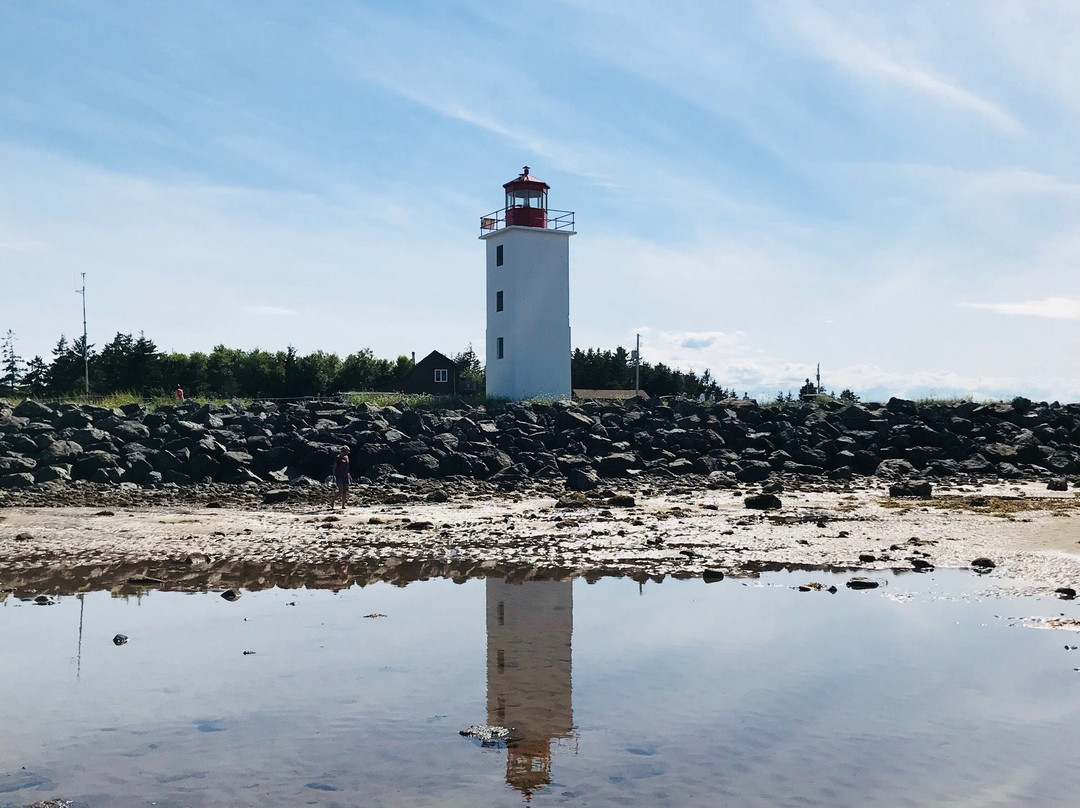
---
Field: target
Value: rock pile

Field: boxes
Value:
[0,395,1077,493]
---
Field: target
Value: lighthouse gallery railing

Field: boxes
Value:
[479,208,575,236]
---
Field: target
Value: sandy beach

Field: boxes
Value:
[4,478,1080,598]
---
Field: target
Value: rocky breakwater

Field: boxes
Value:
[0,395,1077,499]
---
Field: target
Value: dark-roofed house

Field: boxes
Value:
[398,350,461,395]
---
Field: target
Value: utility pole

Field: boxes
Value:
[76,272,88,395]
[816,363,821,395]
[633,333,641,397]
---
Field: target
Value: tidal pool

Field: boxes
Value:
[4,567,1080,807]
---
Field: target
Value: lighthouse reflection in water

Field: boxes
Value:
[486,576,575,798]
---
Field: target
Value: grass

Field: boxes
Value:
[3,390,523,414]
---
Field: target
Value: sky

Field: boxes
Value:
[2,1,1080,402]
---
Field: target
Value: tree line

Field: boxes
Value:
[571,347,734,399]
[1,330,731,400]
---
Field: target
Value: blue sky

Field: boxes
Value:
[2,1,1080,401]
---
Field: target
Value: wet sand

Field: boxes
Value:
[3,479,1080,596]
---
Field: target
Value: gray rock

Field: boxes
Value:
[0,472,36,488]
[459,724,518,746]
[846,577,880,590]
[0,455,36,475]
[735,461,772,483]
[744,493,782,510]
[13,399,55,420]
[34,465,71,483]
[38,439,83,463]
[889,480,932,498]
[566,466,600,491]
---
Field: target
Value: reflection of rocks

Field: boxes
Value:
[0,558,583,601]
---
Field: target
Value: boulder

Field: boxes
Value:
[597,452,637,477]
[404,453,441,478]
[35,465,71,483]
[846,577,880,590]
[72,450,120,480]
[566,467,600,491]
[744,493,782,510]
[889,480,932,498]
[38,439,83,463]
[13,399,55,420]
[875,458,918,479]
[735,461,772,483]
[555,408,594,432]
[666,458,697,475]
[0,455,36,475]
[0,472,35,488]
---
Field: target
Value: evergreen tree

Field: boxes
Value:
[1,330,22,394]
[23,356,48,397]
[47,334,96,395]
[453,344,485,393]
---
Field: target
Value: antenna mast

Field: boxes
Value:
[76,273,89,395]
[633,333,641,397]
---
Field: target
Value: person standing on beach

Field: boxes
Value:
[333,446,351,509]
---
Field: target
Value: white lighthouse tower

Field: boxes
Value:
[480,166,575,400]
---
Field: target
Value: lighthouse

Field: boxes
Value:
[480,166,575,400]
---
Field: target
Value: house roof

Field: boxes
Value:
[572,389,649,401]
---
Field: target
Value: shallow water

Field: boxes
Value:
[4,568,1080,807]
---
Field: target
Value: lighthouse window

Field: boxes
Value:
[496,244,503,266]
[434,369,448,383]
[496,290,503,312]
[497,337,504,359]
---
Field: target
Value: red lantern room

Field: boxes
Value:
[503,165,549,228]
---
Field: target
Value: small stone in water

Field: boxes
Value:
[847,577,880,590]
[460,724,517,746]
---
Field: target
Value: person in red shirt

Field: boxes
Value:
[332,446,351,509]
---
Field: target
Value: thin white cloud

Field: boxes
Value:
[965,297,1080,320]
[767,0,1022,133]
[254,305,297,316]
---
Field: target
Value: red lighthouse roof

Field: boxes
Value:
[480,166,574,235]
[503,165,550,191]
